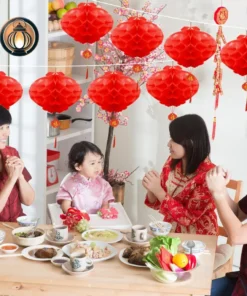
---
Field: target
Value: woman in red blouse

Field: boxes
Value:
[143,114,218,235]
[207,166,247,296]
[0,106,35,222]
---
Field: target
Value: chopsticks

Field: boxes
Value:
[148,215,165,232]
[1,223,15,230]
[0,253,22,258]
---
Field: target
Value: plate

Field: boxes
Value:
[22,244,63,261]
[124,233,153,246]
[62,241,117,263]
[182,240,206,254]
[62,261,94,276]
[45,233,75,245]
[82,229,123,244]
[119,248,148,268]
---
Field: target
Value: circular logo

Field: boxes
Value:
[0,17,39,56]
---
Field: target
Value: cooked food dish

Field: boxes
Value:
[15,231,43,238]
[123,247,150,266]
[70,242,111,259]
[84,230,118,242]
[35,248,57,258]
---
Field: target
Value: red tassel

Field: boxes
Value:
[189,97,192,103]
[212,117,216,140]
[113,135,116,148]
[54,137,57,148]
[86,67,89,79]
[245,98,247,111]
[215,93,219,110]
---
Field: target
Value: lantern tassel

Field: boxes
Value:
[215,93,219,110]
[86,67,89,79]
[113,135,116,148]
[212,117,216,140]
[54,137,57,149]
[245,97,247,111]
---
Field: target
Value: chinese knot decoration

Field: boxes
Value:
[29,72,82,113]
[60,208,90,231]
[0,72,23,109]
[164,27,217,68]
[146,66,199,119]
[61,2,113,61]
[88,71,140,112]
[221,35,247,111]
[211,6,228,140]
[111,17,164,57]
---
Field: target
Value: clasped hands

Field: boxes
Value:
[142,170,166,201]
[5,156,24,181]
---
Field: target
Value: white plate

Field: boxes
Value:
[119,248,148,268]
[45,233,75,245]
[22,245,63,262]
[82,229,123,244]
[89,202,132,230]
[62,241,117,262]
[182,240,206,254]
[124,233,153,246]
[62,261,94,276]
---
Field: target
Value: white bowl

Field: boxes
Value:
[149,221,172,236]
[0,230,6,244]
[0,243,19,254]
[17,216,39,227]
[12,226,45,247]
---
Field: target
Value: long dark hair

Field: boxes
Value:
[169,114,210,175]
[68,141,103,172]
[0,106,12,126]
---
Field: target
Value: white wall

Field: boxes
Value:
[95,0,247,268]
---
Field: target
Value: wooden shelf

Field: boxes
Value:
[48,30,67,38]
[47,127,92,145]
[46,170,68,195]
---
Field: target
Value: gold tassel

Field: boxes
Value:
[113,135,116,148]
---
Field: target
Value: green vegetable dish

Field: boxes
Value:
[84,230,118,242]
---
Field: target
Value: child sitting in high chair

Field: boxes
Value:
[56,141,115,214]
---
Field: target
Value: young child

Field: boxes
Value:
[56,141,115,214]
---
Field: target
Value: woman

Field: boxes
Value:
[142,114,218,235]
[207,166,247,296]
[0,106,35,222]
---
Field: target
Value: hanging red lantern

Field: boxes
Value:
[164,27,217,68]
[146,66,199,118]
[220,35,247,76]
[0,72,23,109]
[61,3,113,44]
[88,71,140,112]
[29,72,82,113]
[111,17,164,58]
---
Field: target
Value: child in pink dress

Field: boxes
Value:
[56,141,114,214]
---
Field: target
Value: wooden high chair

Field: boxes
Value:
[212,179,242,279]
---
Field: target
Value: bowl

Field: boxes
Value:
[0,243,19,254]
[149,221,172,236]
[17,216,39,227]
[146,262,199,284]
[12,226,45,247]
[51,257,70,267]
[0,230,6,244]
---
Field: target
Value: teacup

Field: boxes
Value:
[47,225,68,241]
[70,254,93,272]
[131,225,147,242]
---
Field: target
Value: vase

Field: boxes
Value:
[112,183,125,205]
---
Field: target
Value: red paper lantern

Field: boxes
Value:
[164,27,217,68]
[0,72,23,109]
[61,3,113,44]
[146,66,199,107]
[29,72,82,113]
[220,35,247,76]
[88,71,140,112]
[111,17,164,57]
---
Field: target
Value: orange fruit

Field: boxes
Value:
[172,253,188,268]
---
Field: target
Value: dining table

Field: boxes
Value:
[0,223,217,296]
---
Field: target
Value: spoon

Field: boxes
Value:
[27,218,40,237]
[186,240,195,254]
